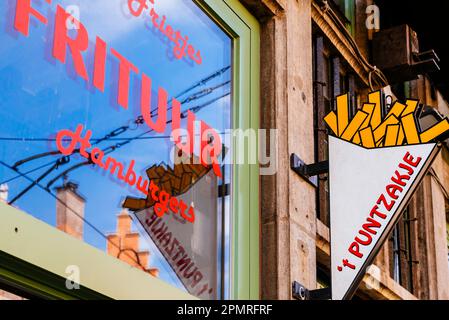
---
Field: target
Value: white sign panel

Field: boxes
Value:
[329,136,439,300]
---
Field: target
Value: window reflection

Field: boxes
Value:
[0,0,232,299]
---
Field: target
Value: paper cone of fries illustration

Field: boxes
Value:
[326,91,449,300]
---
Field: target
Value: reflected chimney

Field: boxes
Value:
[55,181,85,240]
[107,209,159,277]
[0,184,8,203]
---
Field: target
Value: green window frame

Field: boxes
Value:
[344,0,355,35]
[334,0,355,34]
[0,0,260,300]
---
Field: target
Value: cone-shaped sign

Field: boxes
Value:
[329,136,440,300]
[323,90,449,299]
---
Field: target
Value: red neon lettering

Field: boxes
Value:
[124,160,137,185]
[179,200,188,220]
[140,73,168,133]
[171,98,182,144]
[104,157,125,180]
[127,0,148,17]
[53,5,89,81]
[154,190,170,217]
[149,180,159,202]
[111,48,139,109]
[93,36,107,92]
[90,147,105,168]
[136,176,149,195]
[183,111,196,155]
[16,2,222,180]
[55,124,91,156]
[200,121,222,178]
[14,0,50,36]
[182,206,195,224]
[169,197,179,214]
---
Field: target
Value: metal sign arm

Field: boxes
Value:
[290,153,329,187]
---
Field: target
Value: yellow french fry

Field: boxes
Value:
[368,91,382,129]
[402,99,419,116]
[336,94,349,136]
[376,139,384,148]
[397,125,405,146]
[386,101,406,119]
[360,127,375,148]
[373,115,399,143]
[323,91,449,149]
[401,113,421,144]
[360,103,375,129]
[341,111,369,141]
[324,111,338,136]
[385,124,400,147]
[420,119,449,143]
[352,132,361,144]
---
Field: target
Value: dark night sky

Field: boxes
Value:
[376,0,449,100]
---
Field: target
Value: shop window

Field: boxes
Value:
[0,0,259,300]
[332,0,355,34]
[313,35,357,226]
[316,263,331,289]
[388,207,417,293]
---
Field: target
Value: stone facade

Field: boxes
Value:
[241,0,449,299]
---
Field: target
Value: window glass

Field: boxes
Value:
[333,0,355,33]
[389,207,415,293]
[0,0,232,300]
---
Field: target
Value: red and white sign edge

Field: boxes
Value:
[329,136,440,300]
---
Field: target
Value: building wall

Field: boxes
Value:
[242,0,449,299]
[242,0,317,300]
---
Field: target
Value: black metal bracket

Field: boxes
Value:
[290,153,329,188]
[292,281,331,300]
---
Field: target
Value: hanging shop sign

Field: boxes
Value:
[292,89,449,300]
[326,90,449,300]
